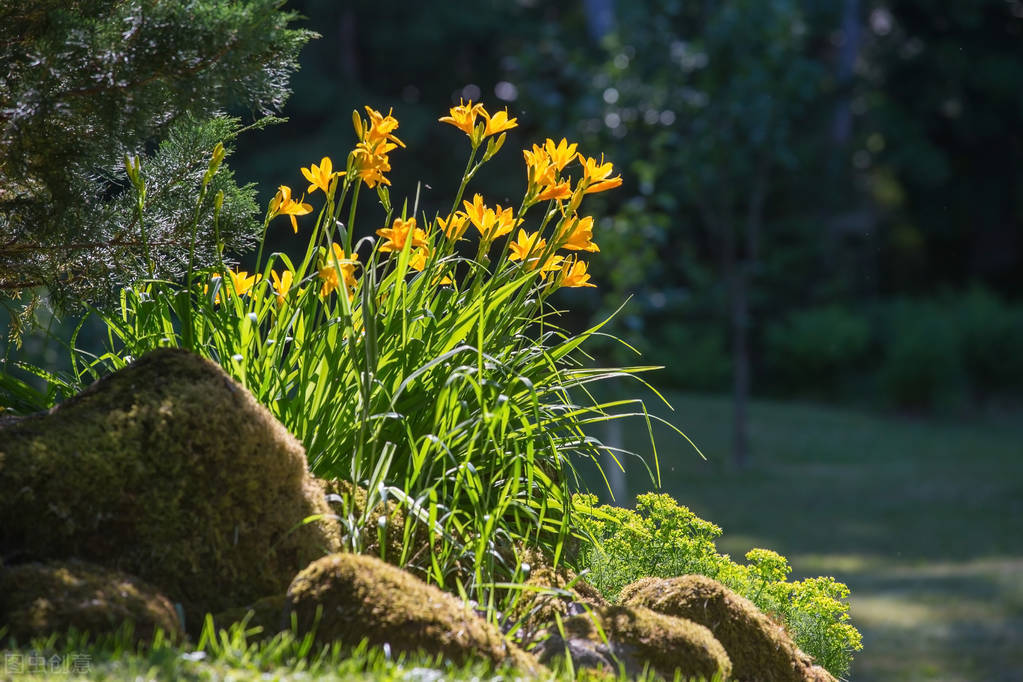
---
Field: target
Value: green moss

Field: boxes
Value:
[285,553,542,674]
[0,559,182,644]
[509,549,608,640]
[553,605,732,681]
[322,479,432,570]
[620,575,836,682]
[0,349,340,627]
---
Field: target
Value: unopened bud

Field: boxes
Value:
[352,110,364,139]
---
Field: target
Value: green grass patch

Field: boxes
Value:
[607,391,1023,681]
[0,619,708,681]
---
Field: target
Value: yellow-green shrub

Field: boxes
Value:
[574,492,862,678]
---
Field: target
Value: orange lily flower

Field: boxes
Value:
[558,258,596,288]
[439,99,485,137]
[376,217,430,253]
[269,185,313,232]
[559,216,599,252]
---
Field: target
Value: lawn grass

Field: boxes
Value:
[0,621,669,681]
[605,390,1023,682]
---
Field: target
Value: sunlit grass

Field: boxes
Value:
[608,391,1023,682]
[0,619,711,682]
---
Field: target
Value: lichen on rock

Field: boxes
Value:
[0,348,340,627]
[0,559,183,644]
[619,574,837,682]
[285,553,543,674]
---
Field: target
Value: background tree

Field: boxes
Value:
[513,0,832,466]
[223,0,1022,430]
[0,0,312,331]
[8,0,1021,417]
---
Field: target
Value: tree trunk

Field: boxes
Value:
[730,162,768,469]
[715,203,748,470]
[604,419,627,502]
[832,0,860,144]
[728,255,751,469]
[339,10,359,81]
[583,0,615,42]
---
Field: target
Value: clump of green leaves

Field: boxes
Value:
[574,493,863,678]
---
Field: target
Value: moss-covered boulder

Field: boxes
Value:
[285,553,542,674]
[620,575,836,682]
[537,605,732,680]
[323,479,428,568]
[0,348,340,626]
[508,549,608,641]
[0,559,182,644]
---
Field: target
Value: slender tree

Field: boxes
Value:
[582,0,826,466]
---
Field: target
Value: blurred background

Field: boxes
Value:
[5,1,1022,679]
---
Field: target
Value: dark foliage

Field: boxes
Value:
[0,0,313,317]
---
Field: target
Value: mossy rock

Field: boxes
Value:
[537,605,732,680]
[323,479,433,571]
[509,548,608,641]
[0,559,182,644]
[0,348,340,627]
[285,553,543,674]
[210,594,288,638]
[619,575,836,682]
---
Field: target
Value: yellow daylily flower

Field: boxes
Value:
[482,107,518,138]
[439,99,485,137]
[347,108,403,188]
[559,215,599,252]
[301,157,339,195]
[351,142,394,188]
[508,229,547,262]
[558,258,596,288]
[363,106,405,149]
[536,180,573,202]
[227,269,261,297]
[530,253,564,275]
[376,216,430,253]
[523,144,557,189]
[270,269,294,306]
[408,247,430,271]
[437,212,470,241]
[205,269,261,304]
[269,185,313,233]
[462,194,520,241]
[544,138,579,171]
[488,205,520,240]
[408,247,453,285]
[462,193,488,231]
[578,153,623,194]
[318,243,359,298]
